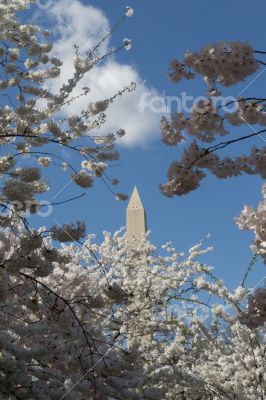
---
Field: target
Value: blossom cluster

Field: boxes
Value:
[169,41,258,87]
[235,184,266,263]
[161,41,266,197]
[160,142,266,197]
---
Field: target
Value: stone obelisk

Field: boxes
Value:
[126,186,147,248]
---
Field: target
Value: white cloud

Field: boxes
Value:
[44,0,162,147]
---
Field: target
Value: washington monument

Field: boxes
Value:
[126,186,147,248]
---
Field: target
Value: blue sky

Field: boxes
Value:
[26,0,266,289]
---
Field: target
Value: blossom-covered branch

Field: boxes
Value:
[161,41,266,197]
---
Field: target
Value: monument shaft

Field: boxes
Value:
[126,187,147,248]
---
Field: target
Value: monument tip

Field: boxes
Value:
[127,186,144,210]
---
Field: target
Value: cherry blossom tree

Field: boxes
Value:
[160,41,266,197]
[1,2,266,399]
[0,0,134,228]
[0,1,137,398]
[3,213,266,399]
[0,215,219,399]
